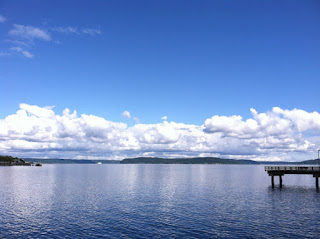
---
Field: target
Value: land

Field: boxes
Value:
[120,157,256,164]
[0,155,31,166]
[22,158,120,164]
[120,157,320,165]
[1,155,319,165]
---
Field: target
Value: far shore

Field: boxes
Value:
[19,157,320,165]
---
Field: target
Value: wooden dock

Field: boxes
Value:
[265,166,320,189]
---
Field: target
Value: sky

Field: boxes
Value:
[1,0,320,161]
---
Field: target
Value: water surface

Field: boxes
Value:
[0,164,319,238]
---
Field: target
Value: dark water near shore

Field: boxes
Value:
[0,164,320,238]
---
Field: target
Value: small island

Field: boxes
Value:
[0,155,31,166]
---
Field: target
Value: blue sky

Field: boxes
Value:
[1,0,320,160]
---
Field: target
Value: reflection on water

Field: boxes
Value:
[0,164,320,238]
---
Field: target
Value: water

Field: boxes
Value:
[0,164,319,238]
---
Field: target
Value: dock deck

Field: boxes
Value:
[265,166,320,189]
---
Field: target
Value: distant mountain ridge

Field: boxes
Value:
[120,157,257,164]
[120,157,320,165]
[20,157,320,165]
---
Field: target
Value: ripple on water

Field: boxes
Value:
[0,165,320,238]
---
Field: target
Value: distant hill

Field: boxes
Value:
[120,157,259,164]
[298,159,320,165]
[23,158,120,164]
[14,157,319,165]
[120,157,320,165]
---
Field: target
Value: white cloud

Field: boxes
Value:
[121,111,140,124]
[0,15,6,23]
[44,105,56,110]
[133,117,140,124]
[82,28,101,35]
[0,52,12,57]
[10,47,34,58]
[129,121,180,144]
[121,110,131,119]
[9,24,51,41]
[51,26,101,36]
[0,104,319,161]
[5,24,101,58]
[21,51,33,58]
[161,116,168,121]
[52,26,78,34]
[204,107,317,138]
[272,107,320,132]
[5,39,29,47]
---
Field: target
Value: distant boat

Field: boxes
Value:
[97,162,102,164]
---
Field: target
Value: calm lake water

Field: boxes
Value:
[0,164,320,238]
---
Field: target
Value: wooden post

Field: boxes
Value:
[279,175,282,188]
[316,176,319,189]
[271,175,274,187]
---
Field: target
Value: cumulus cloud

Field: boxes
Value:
[9,24,51,41]
[121,110,131,119]
[130,121,180,144]
[0,104,319,161]
[204,107,320,138]
[0,15,6,23]
[121,111,140,124]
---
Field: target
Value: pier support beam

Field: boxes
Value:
[266,166,320,190]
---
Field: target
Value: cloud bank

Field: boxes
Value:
[0,104,319,161]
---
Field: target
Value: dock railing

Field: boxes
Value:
[265,166,320,172]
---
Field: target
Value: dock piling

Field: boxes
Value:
[265,166,320,189]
